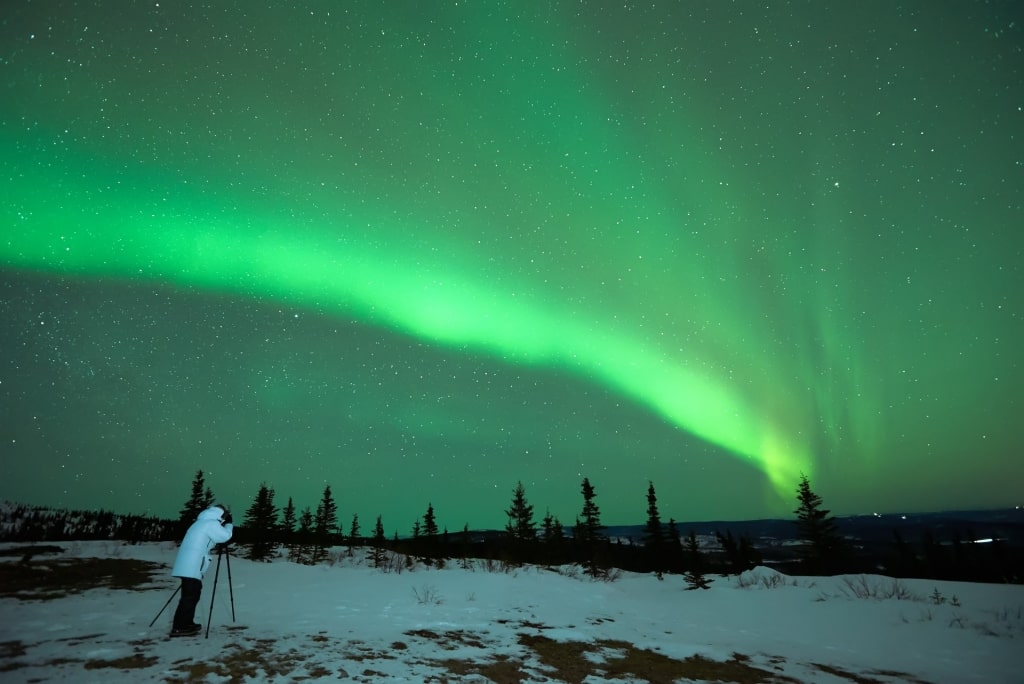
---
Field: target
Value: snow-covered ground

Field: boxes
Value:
[1,541,1021,682]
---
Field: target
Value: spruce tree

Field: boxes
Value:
[541,510,565,566]
[242,482,279,561]
[504,481,537,542]
[368,515,387,569]
[312,485,338,564]
[683,530,712,589]
[576,477,606,576]
[439,527,450,569]
[458,523,474,570]
[348,513,361,546]
[421,503,440,566]
[713,530,761,574]
[577,478,604,545]
[794,474,845,573]
[178,470,214,534]
[666,518,684,574]
[280,497,297,550]
[292,506,314,564]
[642,481,665,574]
[422,503,439,537]
[541,510,563,543]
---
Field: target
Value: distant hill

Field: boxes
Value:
[603,508,1024,548]
[0,500,177,542]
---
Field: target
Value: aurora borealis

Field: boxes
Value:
[1,1,1021,531]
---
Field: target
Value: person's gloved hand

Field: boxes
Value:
[221,510,233,525]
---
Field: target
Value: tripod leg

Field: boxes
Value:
[205,550,222,639]
[225,548,236,622]
[149,583,181,628]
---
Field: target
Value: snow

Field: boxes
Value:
[1,541,1022,683]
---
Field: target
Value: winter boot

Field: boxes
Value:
[170,623,202,637]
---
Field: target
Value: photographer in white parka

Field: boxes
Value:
[170,504,233,636]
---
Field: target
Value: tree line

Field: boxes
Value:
[183,470,1024,584]
[191,470,748,587]
[2,471,1018,584]
[193,470,785,583]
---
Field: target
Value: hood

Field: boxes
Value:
[198,506,224,522]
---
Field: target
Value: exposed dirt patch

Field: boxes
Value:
[0,557,164,600]
[12,656,84,671]
[404,628,489,650]
[433,653,528,684]
[520,632,804,684]
[811,662,934,684]
[0,641,27,659]
[166,639,312,683]
[517,633,594,683]
[84,653,159,670]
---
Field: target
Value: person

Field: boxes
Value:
[170,503,233,636]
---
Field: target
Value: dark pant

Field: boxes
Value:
[172,578,202,629]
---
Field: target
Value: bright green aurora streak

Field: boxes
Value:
[2,132,810,497]
[1,2,1020,525]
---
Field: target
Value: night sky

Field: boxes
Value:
[2,2,1021,533]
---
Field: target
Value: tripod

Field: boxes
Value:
[150,543,236,638]
[204,543,236,638]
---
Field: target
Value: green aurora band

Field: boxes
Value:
[2,134,813,496]
[2,2,1020,519]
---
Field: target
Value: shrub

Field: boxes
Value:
[412,584,443,606]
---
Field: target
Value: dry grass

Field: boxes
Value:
[520,632,804,684]
[0,641,27,659]
[84,653,159,670]
[433,653,528,683]
[0,556,163,600]
[405,627,805,684]
[811,662,934,684]
[166,638,314,683]
[0,641,31,674]
[404,628,489,649]
[1,654,84,673]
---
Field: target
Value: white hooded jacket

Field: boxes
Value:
[172,506,234,579]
